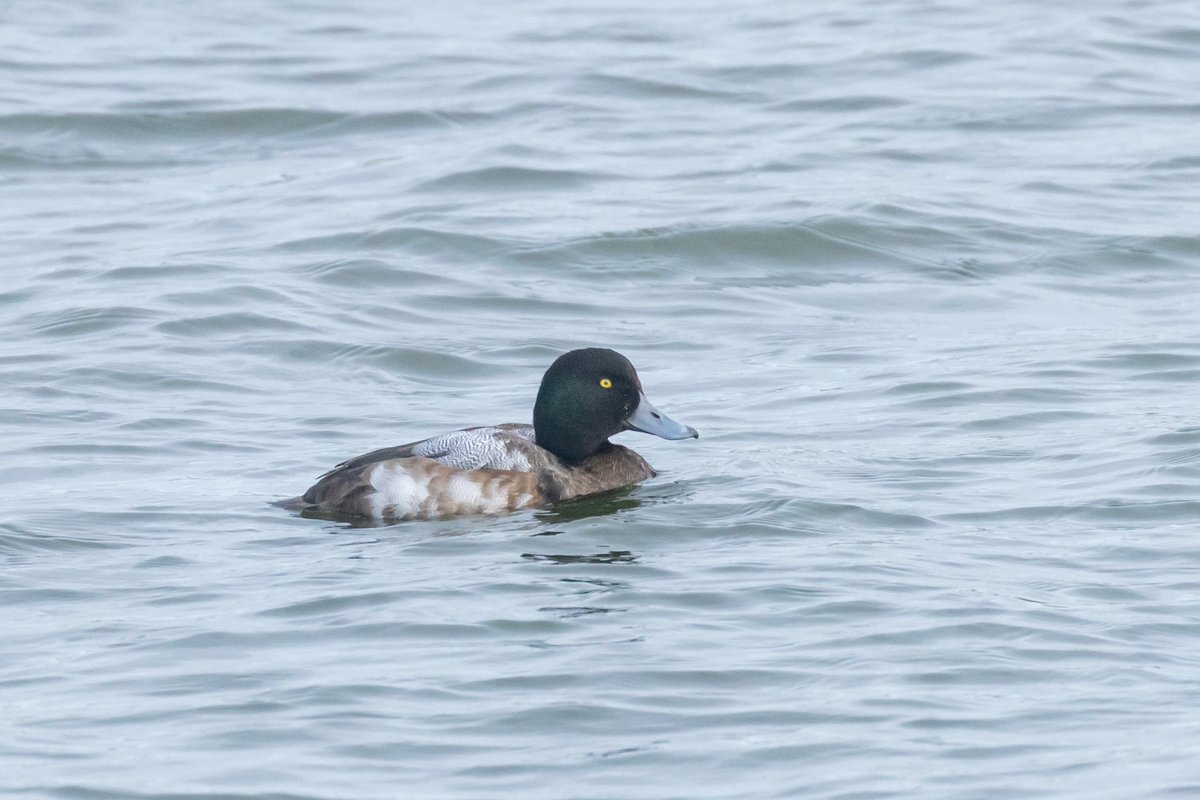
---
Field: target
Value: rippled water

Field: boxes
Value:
[4,1,1200,797]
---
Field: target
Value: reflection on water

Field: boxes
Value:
[533,487,644,523]
[520,550,638,566]
[537,605,624,619]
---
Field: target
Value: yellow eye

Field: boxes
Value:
[599,378,613,389]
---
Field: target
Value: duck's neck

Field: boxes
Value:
[533,388,615,463]
[533,416,608,463]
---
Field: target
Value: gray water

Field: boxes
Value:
[4,1,1200,798]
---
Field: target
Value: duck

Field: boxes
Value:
[284,348,698,521]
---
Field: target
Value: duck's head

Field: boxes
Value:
[533,348,698,463]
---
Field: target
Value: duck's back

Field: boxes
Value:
[337,423,539,472]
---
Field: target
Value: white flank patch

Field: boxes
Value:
[367,462,431,519]
[446,474,508,515]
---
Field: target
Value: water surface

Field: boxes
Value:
[4,1,1200,798]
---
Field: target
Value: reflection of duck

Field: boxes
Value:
[285,348,698,521]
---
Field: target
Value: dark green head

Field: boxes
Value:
[533,348,698,463]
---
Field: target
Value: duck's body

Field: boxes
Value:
[292,423,655,520]
[286,349,696,521]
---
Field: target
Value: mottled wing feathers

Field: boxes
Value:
[409,425,535,471]
[295,424,544,520]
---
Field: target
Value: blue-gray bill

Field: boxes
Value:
[624,392,699,440]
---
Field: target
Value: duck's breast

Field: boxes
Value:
[537,443,656,502]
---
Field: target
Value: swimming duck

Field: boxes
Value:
[286,348,698,520]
